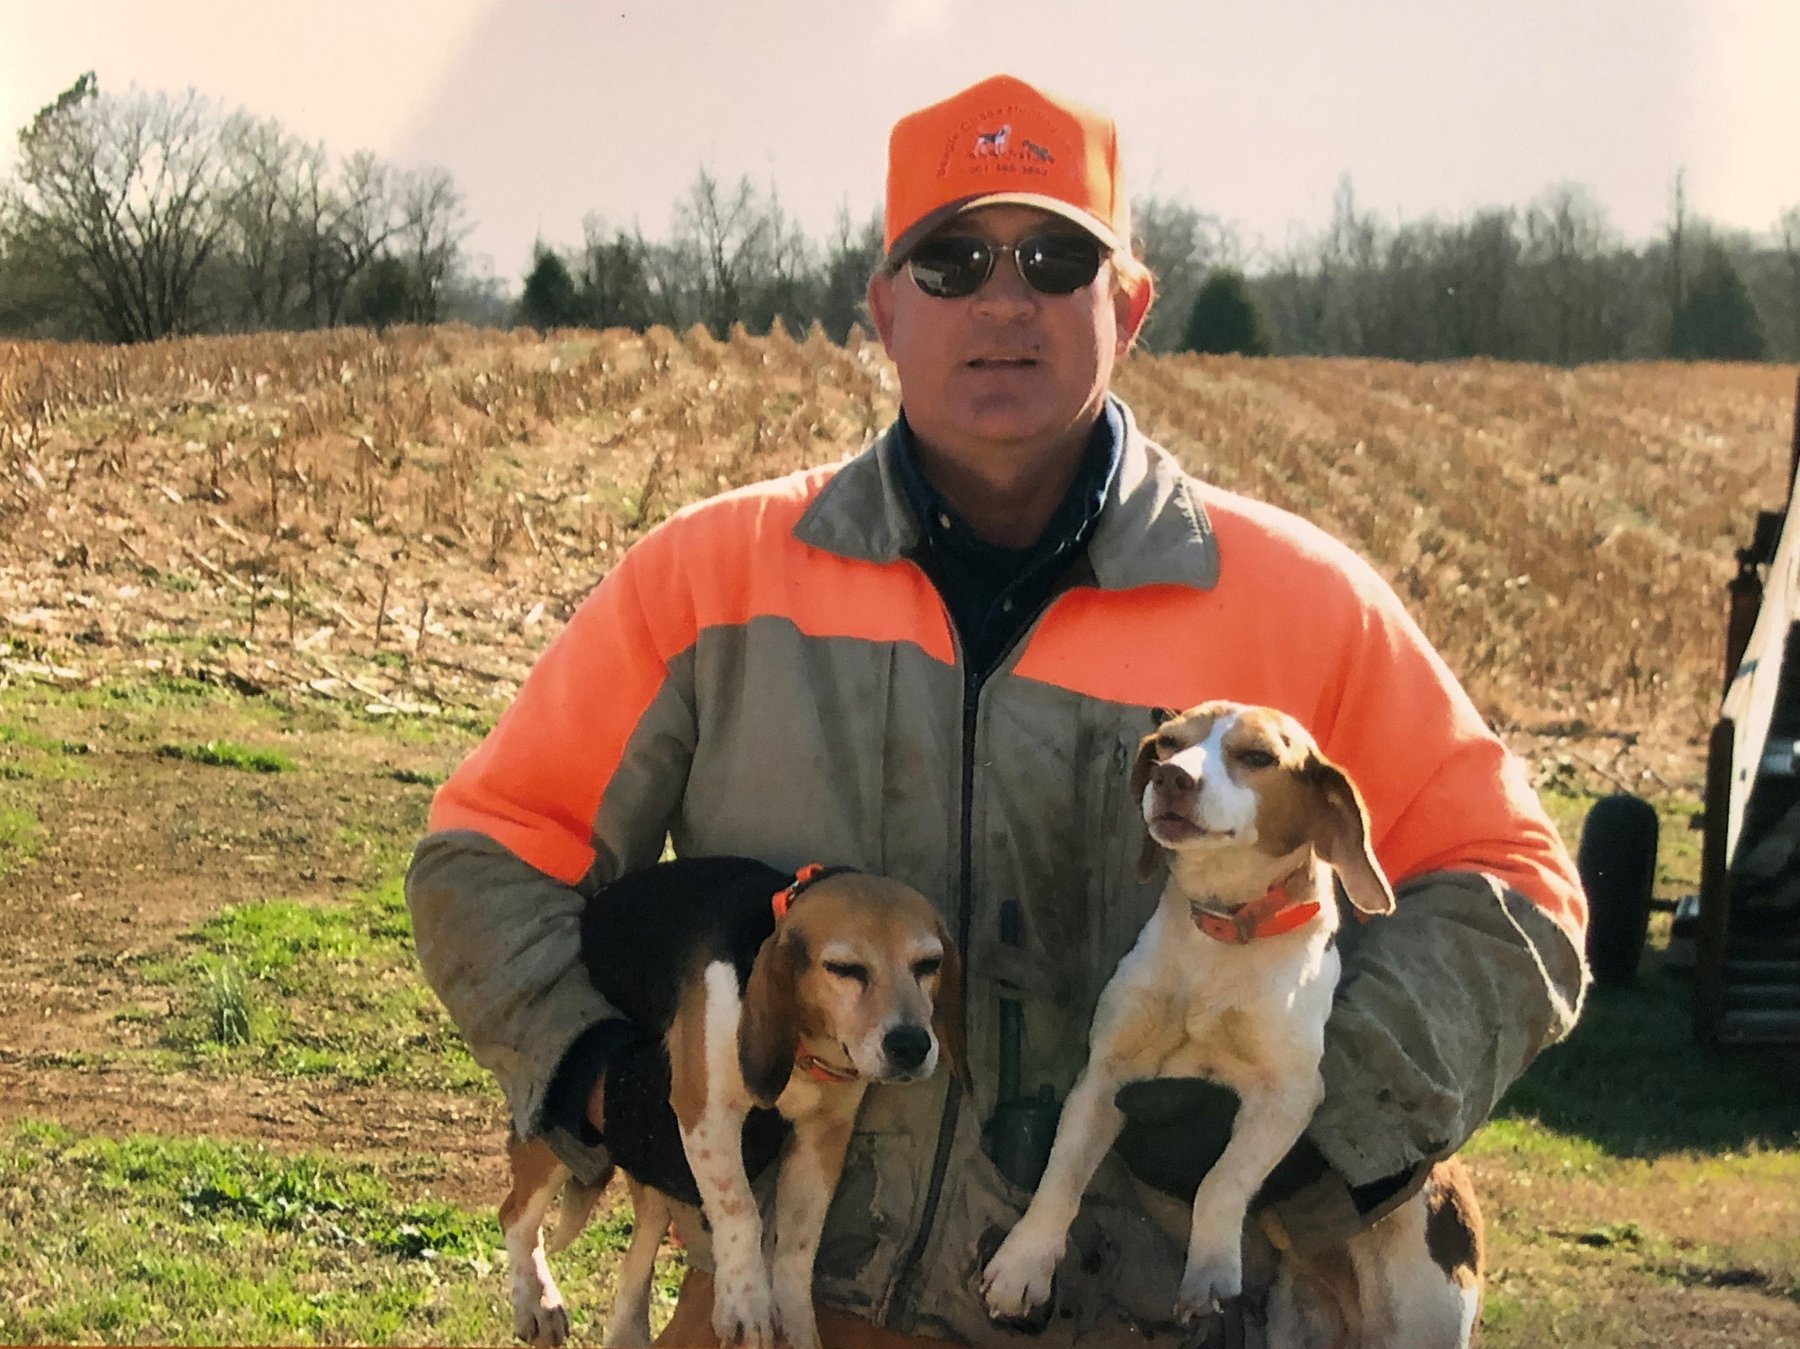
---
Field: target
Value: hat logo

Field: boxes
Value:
[966,122,1056,175]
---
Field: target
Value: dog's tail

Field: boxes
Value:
[545,1164,615,1254]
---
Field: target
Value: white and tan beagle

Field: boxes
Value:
[981,701,1483,1347]
[501,858,961,1349]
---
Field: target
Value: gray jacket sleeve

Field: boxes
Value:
[406,830,623,1137]
[1310,868,1589,1186]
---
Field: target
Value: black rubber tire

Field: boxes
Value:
[1577,792,1659,987]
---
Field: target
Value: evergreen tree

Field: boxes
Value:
[346,254,415,330]
[519,246,581,329]
[1670,244,1766,360]
[581,230,657,331]
[1182,268,1272,355]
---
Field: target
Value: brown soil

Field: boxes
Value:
[0,692,506,1210]
[4,330,1798,1341]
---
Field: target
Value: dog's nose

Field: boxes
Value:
[883,1024,932,1073]
[1152,760,1196,793]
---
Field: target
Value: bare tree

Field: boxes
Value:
[1667,169,1689,324]
[394,165,470,322]
[578,217,659,330]
[217,115,312,328]
[7,74,247,341]
[1781,205,1800,355]
[1522,183,1616,364]
[671,169,809,335]
[307,150,399,325]
[1131,195,1237,354]
[1434,210,1521,358]
[1317,176,1384,356]
[815,206,882,342]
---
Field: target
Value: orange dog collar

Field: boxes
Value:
[1189,871,1321,944]
[771,863,828,920]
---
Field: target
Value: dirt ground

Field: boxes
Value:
[0,691,509,1213]
[4,704,1796,1343]
[4,334,1798,1342]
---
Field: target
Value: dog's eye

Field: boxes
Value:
[824,961,870,986]
[1154,733,1182,754]
[1235,748,1278,769]
[912,957,942,980]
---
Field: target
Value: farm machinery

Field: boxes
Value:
[1578,374,1800,1044]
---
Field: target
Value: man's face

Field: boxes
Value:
[867,204,1140,467]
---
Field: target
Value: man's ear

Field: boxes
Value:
[739,929,803,1106]
[1113,266,1155,354]
[867,271,897,350]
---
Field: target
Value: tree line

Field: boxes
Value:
[0,74,486,342]
[4,74,1796,363]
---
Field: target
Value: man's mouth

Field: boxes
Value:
[967,356,1038,370]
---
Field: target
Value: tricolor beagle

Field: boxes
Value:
[502,857,960,1349]
[981,701,1484,1347]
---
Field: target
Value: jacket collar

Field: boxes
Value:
[792,395,1220,594]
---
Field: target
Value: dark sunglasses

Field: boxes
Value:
[904,232,1107,299]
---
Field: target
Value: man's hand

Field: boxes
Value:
[558,1020,791,1200]
[586,1073,607,1137]
[1112,1077,1419,1256]
[1111,1077,1237,1201]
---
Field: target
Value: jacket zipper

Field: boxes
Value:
[887,560,1078,1320]
[886,655,983,1320]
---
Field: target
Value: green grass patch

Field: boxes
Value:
[0,721,93,756]
[202,957,257,1046]
[1537,786,1702,901]
[0,804,41,878]
[0,1122,680,1344]
[157,739,298,773]
[137,876,484,1091]
[0,1116,640,1347]
[0,719,95,783]
[0,671,487,758]
[140,630,250,653]
[1469,915,1800,1342]
[1490,953,1799,1158]
[103,674,221,707]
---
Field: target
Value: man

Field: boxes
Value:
[408,74,1587,1346]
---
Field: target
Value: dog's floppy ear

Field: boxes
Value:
[740,928,804,1106]
[1131,731,1167,883]
[930,921,968,1088]
[1304,755,1396,916]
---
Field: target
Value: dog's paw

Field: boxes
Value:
[773,1280,820,1349]
[774,1306,820,1349]
[980,1225,1061,1323]
[711,1270,778,1348]
[510,1289,570,1348]
[1172,1249,1243,1327]
[601,1308,652,1348]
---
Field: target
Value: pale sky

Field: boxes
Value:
[3,0,1797,283]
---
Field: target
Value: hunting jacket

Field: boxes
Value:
[406,397,1587,1345]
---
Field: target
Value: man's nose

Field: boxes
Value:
[970,249,1036,310]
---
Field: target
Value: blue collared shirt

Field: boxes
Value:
[893,398,1124,674]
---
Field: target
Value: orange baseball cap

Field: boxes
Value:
[884,74,1133,262]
